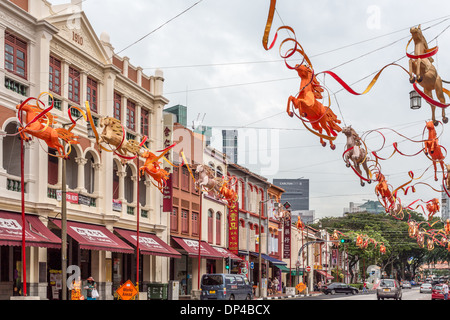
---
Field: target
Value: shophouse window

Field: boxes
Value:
[3,122,21,176]
[192,212,199,236]
[48,148,59,185]
[113,162,119,200]
[141,109,149,137]
[181,209,189,234]
[49,56,61,95]
[5,32,27,79]
[172,167,179,188]
[216,212,221,245]
[171,207,178,232]
[126,100,136,131]
[181,167,189,191]
[124,165,134,203]
[87,77,98,113]
[68,67,80,104]
[208,210,214,243]
[114,92,122,121]
[84,152,96,194]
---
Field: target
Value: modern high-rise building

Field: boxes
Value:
[273,178,310,211]
[165,104,187,127]
[442,192,450,221]
[222,129,238,164]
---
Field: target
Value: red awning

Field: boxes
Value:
[172,237,223,259]
[51,220,134,254]
[0,212,61,249]
[316,270,334,279]
[211,246,243,261]
[114,228,181,258]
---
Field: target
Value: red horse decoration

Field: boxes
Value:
[287,64,342,150]
[17,103,79,158]
[424,121,446,181]
[425,198,440,221]
[374,173,397,213]
[139,150,170,193]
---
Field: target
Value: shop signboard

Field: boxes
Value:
[113,199,122,212]
[56,190,79,204]
[228,201,239,255]
[283,215,291,259]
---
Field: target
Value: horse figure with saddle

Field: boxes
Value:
[342,126,372,187]
[408,25,449,125]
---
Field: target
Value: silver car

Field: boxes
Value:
[377,279,402,300]
[420,283,433,293]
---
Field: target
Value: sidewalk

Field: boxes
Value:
[254,291,324,300]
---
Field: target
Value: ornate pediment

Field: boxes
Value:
[45,11,109,65]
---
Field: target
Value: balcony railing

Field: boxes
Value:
[127,206,135,215]
[7,178,25,193]
[5,77,27,96]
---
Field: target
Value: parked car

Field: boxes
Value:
[431,284,447,300]
[401,281,412,289]
[420,283,433,293]
[321,282,358,295]
[410,280,417,286]
[200,274,253,300]
[377,279,402,300]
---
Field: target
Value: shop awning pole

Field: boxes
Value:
[198,192,203,290]
[136,159,140,299]
[21,136,27,296]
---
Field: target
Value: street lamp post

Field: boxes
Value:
[61,115,93,300]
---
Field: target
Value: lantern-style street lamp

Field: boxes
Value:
[410,90,422,110]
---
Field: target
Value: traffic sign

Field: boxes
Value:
[306,266,311,272]
[296,282,306,293]
[116,279,138,300]
[283,202,292,210]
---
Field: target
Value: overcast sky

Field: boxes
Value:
[51,0,450,219]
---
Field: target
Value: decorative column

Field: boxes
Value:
[117,169,126,203]
[92,163,102,197]
[75,157,87,193]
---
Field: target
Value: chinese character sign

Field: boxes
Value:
[283,216,291,259]
[228,201,239,255]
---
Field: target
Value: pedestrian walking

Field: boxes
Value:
[362,281,368,294]
[443,281,449,300]
[272,277,279,294]
[84,276,99,300]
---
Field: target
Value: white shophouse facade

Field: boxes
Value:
[0,0,171,299]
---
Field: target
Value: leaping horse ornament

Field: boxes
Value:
[287,64,342,150]
[408,25,450,125]
[342,126,372,186]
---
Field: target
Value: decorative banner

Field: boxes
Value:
[283,215,291,259]
[228,201,239,255]
[163,173,173,212]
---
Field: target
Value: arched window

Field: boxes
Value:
[124,164,134,203]
[48,148,59,185]
[216,166,223,178]
[65,148,78,190]
[84,152,95,194]
[112,161,119,200]
[139,177,146,207]
[216,212,221,245]
[3,122,21,176]
[208,209,214,243]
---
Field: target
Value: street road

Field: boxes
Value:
[296,286,431,301]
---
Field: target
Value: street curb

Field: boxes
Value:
[255,293,322,300]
